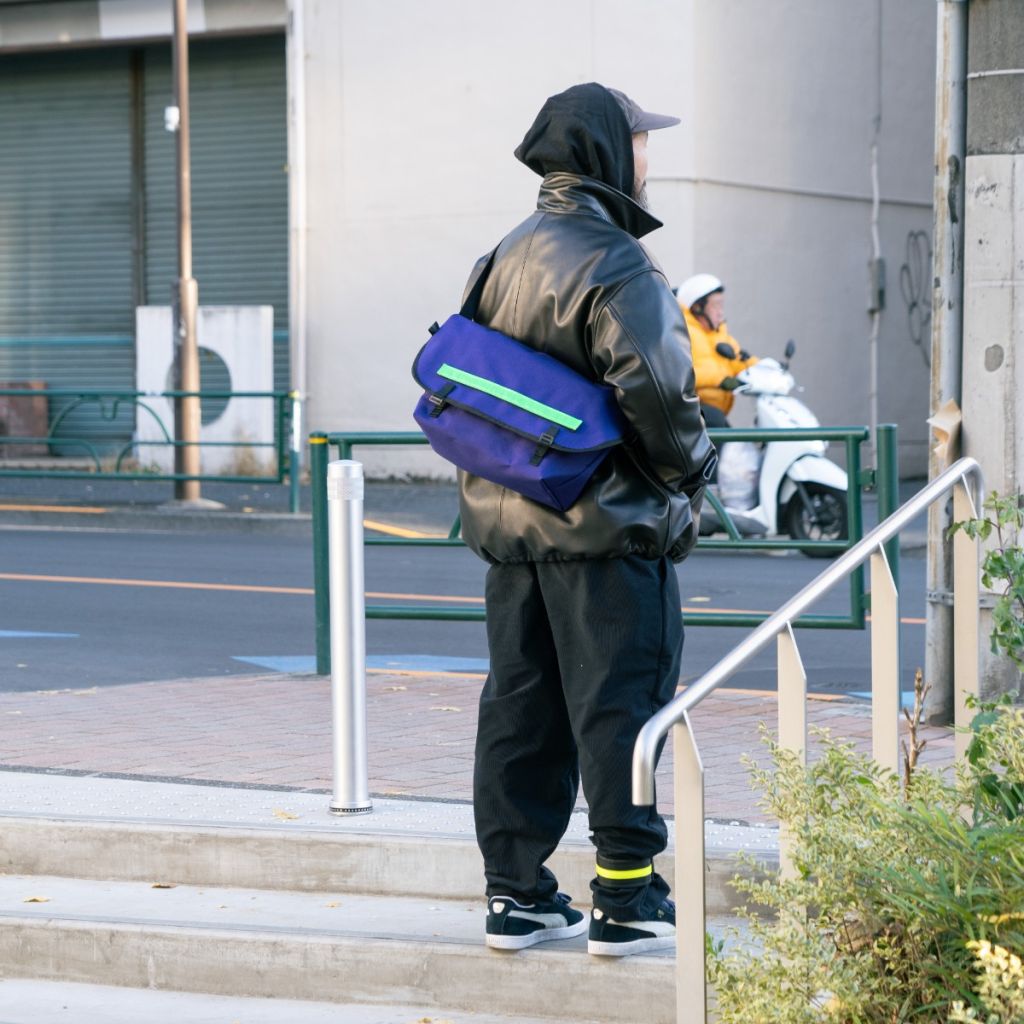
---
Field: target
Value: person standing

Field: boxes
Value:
[459,83,715,957]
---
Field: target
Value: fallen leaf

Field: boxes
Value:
[23,896,50,903]
[430,706,462,713]
[272,808,300,821]
[325,902,340,909]
[151,883,176,889]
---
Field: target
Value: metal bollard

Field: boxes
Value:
[327,460,372,814]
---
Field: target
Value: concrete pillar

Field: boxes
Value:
[961,0,1024,699]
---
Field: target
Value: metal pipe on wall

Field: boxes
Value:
[286,0,308,471]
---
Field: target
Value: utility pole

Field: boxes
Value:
[924,0,968,721]
[172,0,201,502]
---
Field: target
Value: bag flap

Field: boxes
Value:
[412,315,626,452]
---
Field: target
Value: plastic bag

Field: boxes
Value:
[716,441,761,510]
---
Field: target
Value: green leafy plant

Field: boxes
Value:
[965,692,1024,823]
[949,492,1024,671]
[949,941,1024,1023]
[707,700,1024,1023]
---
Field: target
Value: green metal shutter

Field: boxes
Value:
[143,34,289,391]
[0,49,136,453]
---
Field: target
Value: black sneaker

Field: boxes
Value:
[587,897,676,956]
[485,891,587,950]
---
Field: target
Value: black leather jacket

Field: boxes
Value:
[458,172,715,564]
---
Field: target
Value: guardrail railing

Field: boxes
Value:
[309,425,898,674]
[0,387,303,513]
[630,456,984,1023]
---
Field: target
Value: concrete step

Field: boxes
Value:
[0,875,739,1023]
[0,771,778,916]
[0,979,578,1024]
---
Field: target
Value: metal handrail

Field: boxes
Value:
[632,455,984,805]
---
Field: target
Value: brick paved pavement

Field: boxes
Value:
[0,669,954,825]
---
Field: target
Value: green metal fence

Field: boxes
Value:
[311,425,900,675]
[0,387,303,512]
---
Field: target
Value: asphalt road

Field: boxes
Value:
[0,524,928,697]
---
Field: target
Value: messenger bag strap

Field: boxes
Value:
[458,246,500,322]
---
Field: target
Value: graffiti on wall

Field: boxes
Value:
[899,229,932,368]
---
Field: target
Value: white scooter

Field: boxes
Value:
[700,341,849,558]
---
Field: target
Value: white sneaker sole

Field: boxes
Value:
[486,918,588,950]
[588,934,676,957]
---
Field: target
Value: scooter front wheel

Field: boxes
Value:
[785,483,848,558]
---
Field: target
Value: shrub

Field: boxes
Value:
[949,492,1024,672]
[707,701,1024,1023]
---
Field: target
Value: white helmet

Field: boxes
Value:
[676,274,723,310]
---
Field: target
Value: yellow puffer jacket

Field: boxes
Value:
[682,306,758,416]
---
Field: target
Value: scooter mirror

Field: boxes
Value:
[784,340,796,359]
[715,342,735,359]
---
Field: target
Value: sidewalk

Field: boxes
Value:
[0,473,944,824]
[0,667,954,825]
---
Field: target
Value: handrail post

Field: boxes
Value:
[869,546,901,772]
[310,432,331,675]
[673,715,706,1023]
[777,624,807,880]
[327,459,372,815]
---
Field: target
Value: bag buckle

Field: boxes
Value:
[530,428,558,466]
[427,381,456,418]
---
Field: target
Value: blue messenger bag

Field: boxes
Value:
[412,249,627,512]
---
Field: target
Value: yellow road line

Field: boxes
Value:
[0,504,107,515]
[0,503,447,538]
[0,573,482,603]
[0,572,314,595]
[363,519,447,540]
[0,572,928,624]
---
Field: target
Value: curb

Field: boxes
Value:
[0,507,312,536]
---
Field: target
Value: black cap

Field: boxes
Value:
[606,87,681,133]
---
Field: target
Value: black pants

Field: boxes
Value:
[473,555,682,918]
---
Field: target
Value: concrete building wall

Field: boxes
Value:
[296,0,937,477]
[0,0,939,479]
[685,0,936,466]
[961,0,1024,698]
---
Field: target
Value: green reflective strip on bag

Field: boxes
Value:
[436,363,582,431]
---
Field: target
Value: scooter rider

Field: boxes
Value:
[676,274,757,430]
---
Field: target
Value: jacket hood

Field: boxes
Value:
[515,83,635,200]
[538,172,663,240]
